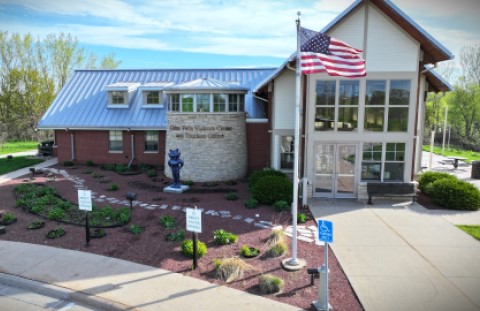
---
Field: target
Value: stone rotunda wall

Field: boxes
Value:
[165,112,247,182]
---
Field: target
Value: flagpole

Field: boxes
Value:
[283,11,306,270]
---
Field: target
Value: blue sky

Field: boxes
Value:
[1,0,479,77]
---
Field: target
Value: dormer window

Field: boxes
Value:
[139,82,172,108]
[146,91,160,105]
[104,82,140,108]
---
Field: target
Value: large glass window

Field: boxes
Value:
[109,130,123,152]
[144,131,159,152]
[213,94,227,112]
[181,94,194,112]
[228,94,244,112]
[364,81,386,131]
[170,94,180,111]
[361,142,405,181]
[315,80,359,131]
[280,136,294,170]
[196,94,210,112]
[387,80,410,132]
[111,91,126,105]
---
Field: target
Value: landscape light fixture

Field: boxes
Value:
[126,192,137,211]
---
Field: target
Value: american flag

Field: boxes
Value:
[299,27,366,77]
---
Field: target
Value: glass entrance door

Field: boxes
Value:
[314,143,357,198]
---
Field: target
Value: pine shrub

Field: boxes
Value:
[248,168,287,190]
[273,200,289,212]
[251,175,293,205]
[417,171,456,194]
[427,178,480,211]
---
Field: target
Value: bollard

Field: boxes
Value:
[313,243,332,311]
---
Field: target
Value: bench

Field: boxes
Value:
[367,182,417,205]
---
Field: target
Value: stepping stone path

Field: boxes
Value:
[43,168,319,244]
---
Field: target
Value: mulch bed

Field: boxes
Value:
[0,164,363,311]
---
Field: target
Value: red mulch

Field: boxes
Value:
[416,192,445,210]
[0,164,363,311]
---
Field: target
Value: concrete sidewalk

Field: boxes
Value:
[0,157,58,185]
[0,241,300,311]
[310,199,480,311]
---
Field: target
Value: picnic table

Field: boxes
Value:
[447,156,467,169]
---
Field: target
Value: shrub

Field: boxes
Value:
[86,160,94,166]
[101,164,116,171]
[48,207,65,221]
[159,215,178,229]
[63,160,74,167]
[251,175,293,205]
[267,229,285,245]
[244,197,258,209]
[224,192,238,201]
[297,213,307,223]
[92,172,104,179]
[181,239,207,258]
[115,207,131,224]
[107,183,119,191]
[115,164,130,174]
[248,168,287,190]
[213,229,238,245]
[265,241,288,258]
[129,224,145,235]
[165,229,185,242]
[417,171,456,194]
[273,200,289,212]
[258,274,284,294]
[1,212,17,225]
[213,257,252,283]
[83,169,93,174]
[146,169,157,178]
[184,180,194,186]
[240,244,260,258]
[427,178,480,211]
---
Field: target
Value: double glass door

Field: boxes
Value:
[314,143,357,198]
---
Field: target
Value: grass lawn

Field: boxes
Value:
[0,141,38,155]
[456,225,480,240]
[0,156,44,175]
[422,145,480,162]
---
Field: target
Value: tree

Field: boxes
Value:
[0,31,121,141]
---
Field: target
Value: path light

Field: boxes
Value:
[125,192,137,211]
[29,167,36,180]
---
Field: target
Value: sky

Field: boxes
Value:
[1,0,479,79]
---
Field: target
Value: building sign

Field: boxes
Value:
[78,190,92,211]
[169,125,233,139]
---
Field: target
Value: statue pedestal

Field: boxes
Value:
[163,185,190,194]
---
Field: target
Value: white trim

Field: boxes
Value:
[245,118,268,123]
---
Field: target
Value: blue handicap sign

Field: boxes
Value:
[318,219,333,243]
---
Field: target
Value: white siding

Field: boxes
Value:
[366,5,419,72]
[329,5,365,51]
[273,69,295,130]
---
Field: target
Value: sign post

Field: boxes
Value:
[186,206,202,269]
[313,219,333,311]
[78,190,92,247]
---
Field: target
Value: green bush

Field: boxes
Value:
[265,241,287,258]
[146,169,157,178]
[159,215,178,229]
[63,160,74,167]
[248,168,287,190]
[251,175,293,205]
[297,213,307,223]
[107,183,119,191]
[115,164,130,174]
[1,212,17,225]
[48,207,65,220]
[213,257,251,283]
[165,229,185,242]
[181,239,207,258]
[224,192,238,201]
[258,274,284,294]
[213,229,238,245]
[427,178,480,211]
[244,197,258,209]
[273,200,289,212]
[417,171,456,194]
[101,163,116,171]
[129,224,145,235]
[240,244,260,258]
[86,160,94,166]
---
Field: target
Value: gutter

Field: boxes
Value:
[128,134,135,167]
[70,133,75,161]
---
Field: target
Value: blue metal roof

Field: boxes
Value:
[38,68,276,130]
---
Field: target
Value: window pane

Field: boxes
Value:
[339,80,359,106]
[365,81,386,106]
[182,94,194,112]
[384,163,404,181]
[146,91,160,104]
[213,94,227,112]
[109,131,123,151]
[170,94,180,111]
[315,81,336,106]
[111,91,125,104]
[144,130,158,152]
[196,94,210,112]
[361,163,381,181]
[364,107,384,131]
[387,107,408,132]
[338,107,358,131]
[389,80,410,105]
[229,94,238,111]
[386,143,405,161]
[280,136,294,170]
[363,143,382,161]
[314,107,335,131]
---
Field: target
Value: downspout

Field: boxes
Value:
[70,132,75,161]
[128,134,135,167]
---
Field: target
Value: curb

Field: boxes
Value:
[0,273,136,311]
